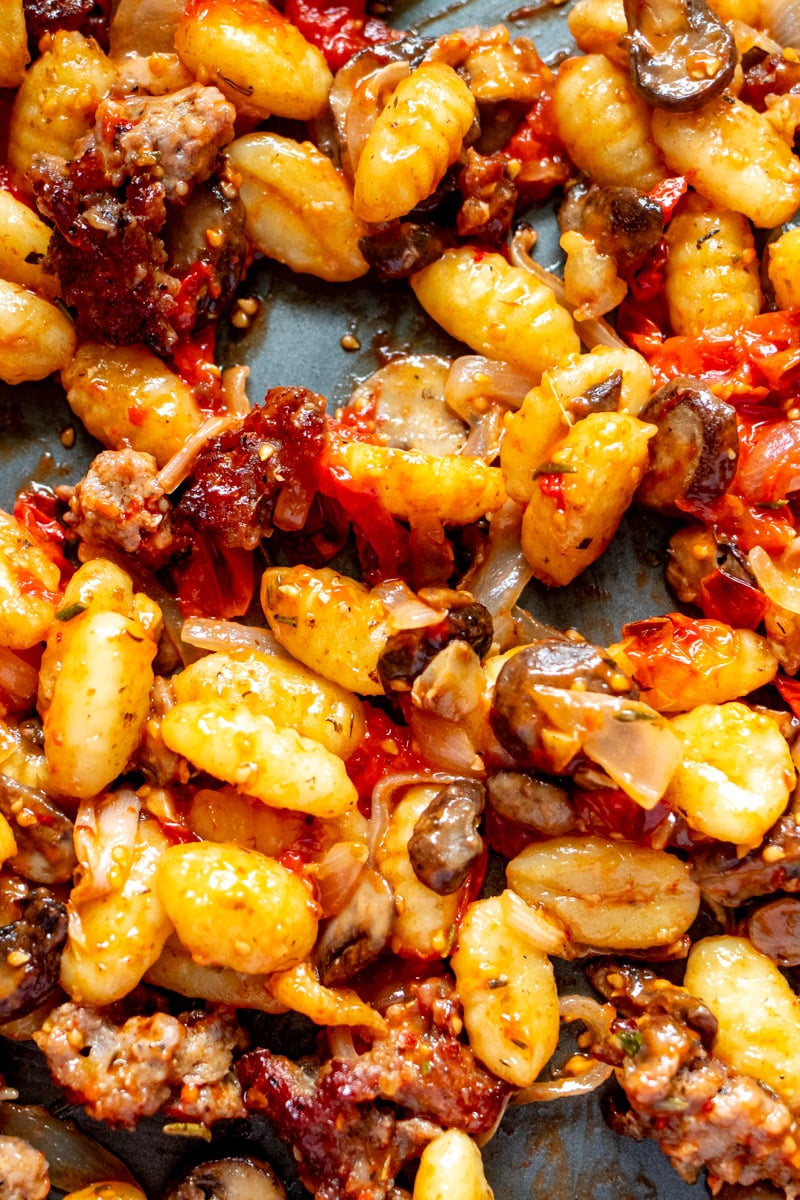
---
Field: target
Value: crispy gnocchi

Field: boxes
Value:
[6,0,800,1198]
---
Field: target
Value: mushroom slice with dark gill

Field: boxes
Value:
[407,779,485,894]
[315,866,395,986]
[0,890,67,1021]
[166,1157,286,1200]
[624,0,737,112]
[636,377,739,514]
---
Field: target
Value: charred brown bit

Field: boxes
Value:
[739,49,800,113]
[624,0,737,112]
[456,149,517,244]
[32,149,178,350]
[175,387,329,549]
[588,961,800,1192]
[68,448,172,562]
[239,976,510,1200]
[636,377,739,514]
[315,867,395,986]
[408,780,485,894]
[378,593,493,693]
[489,637,635,769]
[359,220,450,280]
[566,370,623,420]
[30,85,238,351]
[34,1004,247,1128]
[0,1135,50,1200]
[0,891,67,1022]
[23,0,110,44]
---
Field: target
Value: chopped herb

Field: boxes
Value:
[696,226,720,248]
[618,1029,644,1056]
[757,500,789,510]
[509,1037,529,1050]
[163,1123,213,1141]
[533,462,578,478]
[219,73,254,96]
[273,614,297,627]
[488,975,509,990]
[55,602,87,622]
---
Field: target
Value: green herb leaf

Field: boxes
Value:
[533,462,578,478]
[55,602,87,622]
[618,1028,644,1057]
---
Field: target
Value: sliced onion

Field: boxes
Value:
[109,0,185,55]
[444,356,534,422]
[154,413,239,495]
[0,647,38,707]
[0,1104,139,1191]
[511,994,615,1105]
[408,706,484,773]
[748,543,800,615]
[460,405,506,462]
[311,841,368,917]
[345,61,410,173]
[509,225,627,350]
[760,0,800,49]
[180,616,290,657]
[530,688,682,809]
[500,889,572,957]
[459,499,532,633]
[328,1026,358,1059]
[222,364,252,417]
[372,578,444,631]
[367,769,461,862]
[411,640,484,720]
[72,788,141,904]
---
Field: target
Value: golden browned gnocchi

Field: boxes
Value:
[261,565,390,695]
[174,0,332,120]
[156,840,318,974]
[61,344,204,465]
[451,893,560,1087]
[411,247,580,381]
[227,133,370,282]
[665,702,795,847]
[160,699,358,817]
[353,62,477,224]
[685,935,800,1109]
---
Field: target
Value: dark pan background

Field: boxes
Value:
[0,1,709,1195]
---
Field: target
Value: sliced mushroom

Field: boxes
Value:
[560,185,663,276]
[486,771,575,836]
[566,370,623,420]
[0,774,77,884]
[0,890,67,1021]
[489,637,635,767]
[407,779,485,894]
[315,866,395,986]
[378,596,493,694]
[746,898,800,967]
[624,0,737,112]
[636,377,739,514]
[623,0,738,112]
[167,1158,286,1200]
